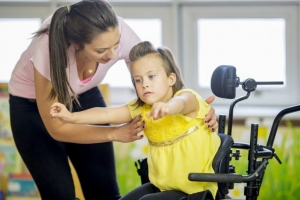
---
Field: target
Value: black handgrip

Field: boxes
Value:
[188,173,243,183]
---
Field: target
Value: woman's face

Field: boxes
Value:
[82,27,120,64]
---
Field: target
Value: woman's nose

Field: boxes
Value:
[107,48,116,60]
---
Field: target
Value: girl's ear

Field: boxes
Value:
[168,73,176,86]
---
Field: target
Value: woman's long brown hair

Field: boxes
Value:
[34,0,118,111]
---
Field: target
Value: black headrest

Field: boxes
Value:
[211,65,237,99]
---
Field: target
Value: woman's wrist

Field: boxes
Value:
[106,125,119,142]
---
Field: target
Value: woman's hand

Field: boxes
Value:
[112,114,145,143]
[204,96,218,132]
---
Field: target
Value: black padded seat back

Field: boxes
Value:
[212,134,234,171]
[212,134,234,199]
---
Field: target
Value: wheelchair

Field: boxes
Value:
[135,65,300,200]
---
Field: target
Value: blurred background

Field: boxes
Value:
[0,0,299,199]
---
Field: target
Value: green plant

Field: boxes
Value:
[228,122,300,199]
[259,121,300,199]
[114,142,141,196]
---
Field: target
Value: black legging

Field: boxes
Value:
[119,183,188,200]
[9,87,120,200]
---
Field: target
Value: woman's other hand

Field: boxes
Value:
[204,96,218,132]
[112,114,145,143]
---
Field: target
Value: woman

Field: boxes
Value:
[8,0,218,199]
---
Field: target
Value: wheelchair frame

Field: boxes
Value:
[188,65,300,200]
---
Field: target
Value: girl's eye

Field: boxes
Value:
[97,50,105,54]
[135,79,141,83]
[149,75,155,79]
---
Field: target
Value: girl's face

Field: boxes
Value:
[81,27,120,64]
[131,54,176,105]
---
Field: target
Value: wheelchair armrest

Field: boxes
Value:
[189,159,269,183]
[189,173,243,183]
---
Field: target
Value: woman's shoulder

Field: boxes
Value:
[42,15,52,27]
[32,16,52,46]
[116,16,141,60]
[117,16,141,44]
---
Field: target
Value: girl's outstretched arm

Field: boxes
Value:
[147,91,199,120]
[147,92,218,132]
[51,102,132,125]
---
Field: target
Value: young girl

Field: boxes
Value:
[50,41,221,199]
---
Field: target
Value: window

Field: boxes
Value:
[182,2,298,106]
[197,18,286,88]
[0,18,41,82]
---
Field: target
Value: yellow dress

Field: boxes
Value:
[127,89,221,197]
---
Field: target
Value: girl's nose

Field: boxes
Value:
[143,81,149,88]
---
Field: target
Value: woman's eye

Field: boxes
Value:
[135,79,141,83]
[149,75,155,79]
[114,43,120,50]
[97,50,105,54]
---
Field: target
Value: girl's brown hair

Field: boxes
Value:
[129,41,185,107]
[34,0,118,111]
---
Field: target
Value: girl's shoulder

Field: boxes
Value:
[175,89,210,118]
[174,88,204,100]
[127,99,144,119]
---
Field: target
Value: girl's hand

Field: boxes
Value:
[146,102,169,120]
[50,102,73,123]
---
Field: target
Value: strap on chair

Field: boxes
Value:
[135,158,150,184]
